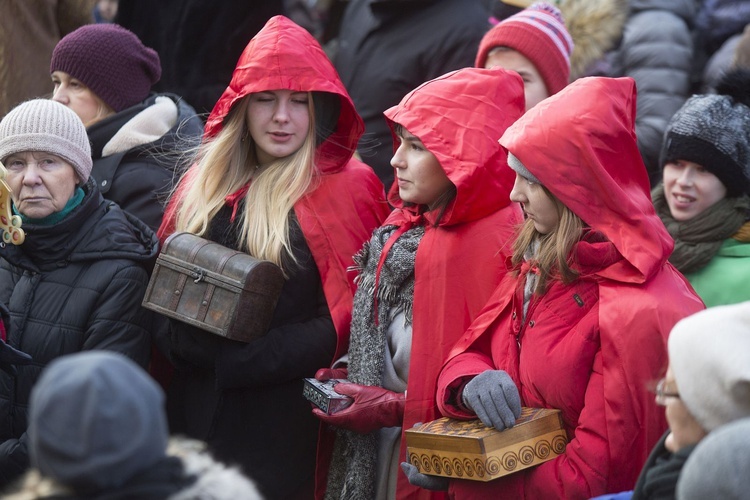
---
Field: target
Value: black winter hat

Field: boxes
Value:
[660,69,750,197]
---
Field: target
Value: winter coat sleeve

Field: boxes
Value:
[437,350,495,419]
[0,432,29,487]
[81,263,152,368]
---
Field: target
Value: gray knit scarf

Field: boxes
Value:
[653,184,750,273]
[325,224,424,500]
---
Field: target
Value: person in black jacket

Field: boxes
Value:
[332,0,492,191]
[49,23,204,232]
[0,98,157,488]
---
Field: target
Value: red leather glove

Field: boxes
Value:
[315,367,348,381]
[312,383,405,434]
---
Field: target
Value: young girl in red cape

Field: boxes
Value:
[432,77,705,499]
[312,67,526,499]
[156,16,390,499]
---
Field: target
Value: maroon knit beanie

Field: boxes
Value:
[50,24,161,113]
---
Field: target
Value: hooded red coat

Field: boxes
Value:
[437,77,705,499]
[314,68,526,499]
[159,16,390,360]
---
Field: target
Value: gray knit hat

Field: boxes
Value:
[28,351,168,492]
[668,302,750,433]
[676,417,750,500]
[507,151,542,184]
[660,70,750,197]
[0,99,92,182]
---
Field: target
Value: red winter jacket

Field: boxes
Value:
[315,67,526,500]
[437,77,705,499]
[159,16,390,361]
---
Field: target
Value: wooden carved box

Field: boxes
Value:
[143,232,285,343]
[405,407,568,482]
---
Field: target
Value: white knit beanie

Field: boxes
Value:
[668,302,750,432]
[0,99,92,182]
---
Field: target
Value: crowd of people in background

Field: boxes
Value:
[0,0,749,499]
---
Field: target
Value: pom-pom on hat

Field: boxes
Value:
[668,301,750,433]
[28,351,169,492]
[0,99,92,182]
[50,24,161,113]
[475,2,573,95]
[660,69,750,197]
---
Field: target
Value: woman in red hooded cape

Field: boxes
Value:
[433,77,705,499]
[156,16,389,499]
[312,67,526,499]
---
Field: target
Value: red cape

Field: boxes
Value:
[438,78,704,498]
[158,16,390,362]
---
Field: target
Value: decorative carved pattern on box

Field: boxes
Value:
[0,163,24,245]
[143,232,284,342]
[405,407,568,482]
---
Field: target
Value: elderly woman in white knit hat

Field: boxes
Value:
[621,301,750,499]
[0,98,157,488]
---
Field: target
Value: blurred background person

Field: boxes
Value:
[92,0,117,22]
[115,0,286,118]
[676,417,750,500]
[2,351,263,499]
[331,0,492,191]
[0,0,94,118]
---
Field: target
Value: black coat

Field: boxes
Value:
[333,0,490,190]
[115,0,286,117]
[87,93,204,232]
[163,206,337,500]
[0,180,158,487]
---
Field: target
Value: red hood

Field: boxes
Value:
[204,15,363,174]
[383,67,525,225]
[500,77,673,282]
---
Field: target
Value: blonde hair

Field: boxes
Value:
[512,186,583,294]
[174,93,318,273]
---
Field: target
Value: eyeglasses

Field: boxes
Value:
[654,378,680,406]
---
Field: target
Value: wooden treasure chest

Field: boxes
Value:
[405,407,568,482]
[143,232,284,343]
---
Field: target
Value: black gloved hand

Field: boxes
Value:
[401,462,450,491]
[462,370,521,431]
[0,341,32,377]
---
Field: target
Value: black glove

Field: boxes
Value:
[461,370,521,431]
[0,340,32,377]
[401,462,450,491]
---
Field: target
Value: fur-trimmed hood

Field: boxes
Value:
[559,0,629,79]
[2,438,263,500]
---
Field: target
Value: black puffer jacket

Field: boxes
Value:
[87,93,204,232]
[0,179,158,487]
